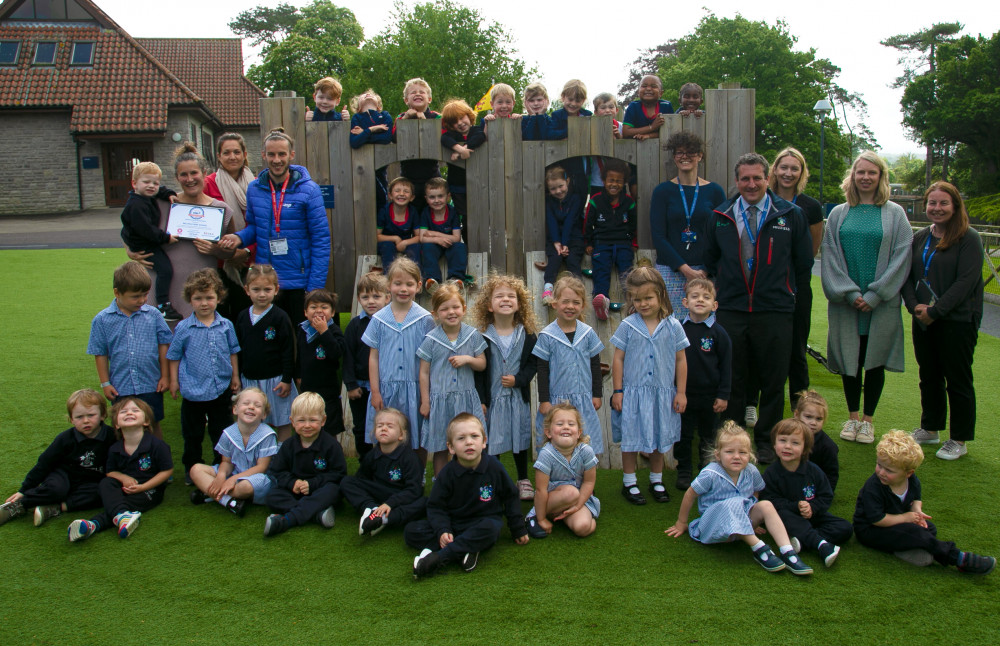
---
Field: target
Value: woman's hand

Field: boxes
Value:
[125,246,154,268]
[914,304,934,325]
[853,296,873,312]
[680,265,707,280]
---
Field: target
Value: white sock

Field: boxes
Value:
[623,473,638,488]
[779,545,799,561]
[218,494,232,507]
[544,282,553,291]
[649,472,663,486]
[751,540,766,552]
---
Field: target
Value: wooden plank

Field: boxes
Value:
[280,97,307,160]
[395,119,419,161]
[305,122,333,290]
[566,114,590,158]
[524,249,548,459]
[487,117,507,272]
[373,143,398,171]
[591,114,614,157]
[503,118,524,277]
[352,255,379,316]
[464,252,488,312]
[686,110,709,179]
[610,138,637,166]
[259,98,284,141]
[352,145,377,260]
[521,141,546,254]
[635,138,659,249]
[543,140,568,168]
[327,121,355,301]
[418,118,442,161]
[660,114,683,183]
[466,140,490,254]
[732,87,755,158]
[704,88,729,193]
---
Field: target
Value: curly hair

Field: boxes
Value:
[470,273,539,335]
[712,420,756,465]
[877,430,924,472]
[182,268,226,303]
[542,401,590,447]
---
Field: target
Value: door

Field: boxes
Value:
[102,142,154,206]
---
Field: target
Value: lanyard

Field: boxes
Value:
[739,196,769,245]
[270,174,290,234]
[922,234,937,279]
[679,182,700,228]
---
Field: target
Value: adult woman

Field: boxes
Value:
[649,131,726,317]
[220,128,330,325]
[821,151,912,444]
[902,182,983,461]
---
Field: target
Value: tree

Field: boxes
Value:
[228,2,301,47]
[654,13,871,203]
[617,42,677,106]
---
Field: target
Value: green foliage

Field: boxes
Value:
[655,13,872,204]
[966,193,1000,223]
[228,2,301,47]
[889,153,929,193]
[617,42,677,106]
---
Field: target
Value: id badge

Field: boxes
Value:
[269,238,289,256]
[681,228,697,244]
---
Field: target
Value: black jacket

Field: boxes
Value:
[761,459,834,518]
[342,314,373,391]
[19,423,116,492]
[295,320,347,394]
[267,431,346,492]
[426,454,526,539]
[474,332,537,405]
[351,442,424,509]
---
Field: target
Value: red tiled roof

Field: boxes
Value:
[137,38,265,128]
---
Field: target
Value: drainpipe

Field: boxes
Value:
[75,136,84,211]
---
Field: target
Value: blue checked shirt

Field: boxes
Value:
[166,313,240,401]
[87,300,172,395]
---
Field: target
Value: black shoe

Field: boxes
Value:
[676,473,692,491]
[413,549,442,580]
[461,552,479,573]
[158,302,182,321]
[957,551,996,574]
[189,490,208,505]
[756,444,776,464]
[263,514,288,537]
[226,498,247,518]
[525,515,548,539]
[648,482,670,503]
[621,484,647,505]
[360,509,386,536]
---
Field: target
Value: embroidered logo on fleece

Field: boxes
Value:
[316,346,326,360]
[264,326,277,340]
[802,484,816,501]
[314,458,327,470]
[389,466,402,481]
[138,454,151,471]
[479,484,494,502]
[700,337,715,352]
[79,451,96,469]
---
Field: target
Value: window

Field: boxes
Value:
[9,0,94,21]
[0,41,20,65]
[70,41,93,65]
[33,42,57,65]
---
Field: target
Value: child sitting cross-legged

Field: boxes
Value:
[419,177,469,292]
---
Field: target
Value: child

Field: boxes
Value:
[166,269,241,480]
[533,275,605,455]
[472,273,539,500]
[344,273,390,461]
[761,419,852,567]
[118,162,180,320]
[521,81,550,141]
[364,257,434,463]
[482,83,521,136]
[853,430,995,572]
[611,266,689,505]
[236,264,298,442]
[794,390,840,493]
[88,261,173,440]
[263,392,346,536]
[306,76,349,122]
[548,79,592,140]
[622,75,674,140]
[586,160,636,320]
[677,82,705,117]
[394,77,442,214]
[67,397,173,541]
[677,278,731,490]
[349,89,393,211]
[540,167,585,303]
[296,288,347,438]
[419,177,469,291]
[1,390,115,527]
[592,92,622,139]
[524,403,599,538]
[440,99,485,228]
[376,177,422,271]
[189,387,278,517]
[341,407,427,536]
[406,414,529,578]
[418,283,488,475]
[666,422,814,575]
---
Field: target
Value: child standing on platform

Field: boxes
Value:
[541,166,585,304]
[533,275,605,455]
[236,264,297,442]
[547,80,592,199]
[344,273,390,461]
[666,422,815,575]
[394,77,442,215]
[586,161,636,320]
[418,283,488,476]
[592,92,622,139]
[521,82,550,141]
[296,288,347,438]
[611,266,688,506]
[376,177,422,271]
[440,99,485,231]
[622,75,673,140]
[419,178,468,291]
[349,89,393,211]
[793,390,840,493]
[472,273,539,500]
[306,76,349,122]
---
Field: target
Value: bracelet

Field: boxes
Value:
[613,389,624,394]
[100,381,111,388]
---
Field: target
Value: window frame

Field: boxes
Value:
[70,41,94,66]
[0,41,21,66]
[32,41,58,65]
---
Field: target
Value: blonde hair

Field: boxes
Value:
[386,256,422,286]
[841,151,890,207]
[235,387,271,418]
[551,274,587,321]
[712,421,756,465]
[313,77,342,99]
[290,391,325,419]
[430,282,466,314]
[523,82,548,101]
[131,161,161,181]
[794,390,828,422]
[545,165,570,189]
[561,79,587,102]
[768,147,810,195]
[350,89,383,112]
[490,83,515,103]
[542,401,590,446]
[245,264,279,288]
[67,389,106,419]
[446,412,486,444]
[877,430,925,472]
[375,407,409,443]
[770,418,813,458]
[685,277,716,298]
[471,273,539,335]
[624,262,671,320]
[404,77,432,102]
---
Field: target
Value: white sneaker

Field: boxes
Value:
[910,428,940,445]
[855,421,875,444]
[936,439,967,461]
[745,406,758,428]
[789,537,801,554]
[839,419,859,441]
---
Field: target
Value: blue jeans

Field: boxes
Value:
[591,244,634,298]
[377,240,420,273]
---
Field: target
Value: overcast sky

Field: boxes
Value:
[95,0,998,156]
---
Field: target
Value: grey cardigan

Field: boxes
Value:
[821,201,913,374]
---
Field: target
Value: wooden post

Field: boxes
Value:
[503,118,524,276]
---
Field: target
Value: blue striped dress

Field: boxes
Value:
[214,422,278,503]
[532,320,605,455]
[362,302,434,449]
[416,323,488,452]
[688,461,765,544]
[483,324,532,455]
[531,442,601,517]
[610,313,689,452]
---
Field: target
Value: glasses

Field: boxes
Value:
[674,151,700,159]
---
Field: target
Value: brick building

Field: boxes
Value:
[0,0,265,215]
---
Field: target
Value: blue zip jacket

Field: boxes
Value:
[238,165,330,291]
[547,107,593,140]
[545,192,584,247]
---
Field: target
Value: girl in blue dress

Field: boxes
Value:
[417,283,487,476]
[364,257,435,467]
[471,273,539,500]
[611,265,688,506]
[665,422,814,574]
[525,403,599,538]
[532,275,605,454]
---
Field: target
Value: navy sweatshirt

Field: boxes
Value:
[352,442,425,509]
[19,423,116,492]
[342,314,373,391]
[761,459,835,517]
[441,126,486,191]
[295,319,347,396]
[267,431,346,492]
[682,316,732,401]
[235,306,296,382]
[585,191,636,247]
[119,186,176,250]
[426,454,527,539]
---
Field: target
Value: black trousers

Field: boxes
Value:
[275,289,306,327]
[266,483,339,526]
[841,335,885,417]
[147,246,174,305]
[778,509,853,550]
[92,477,166,530]
[340,476,427,527]
[787,281,812,406]
[677,398,718,476]
[855,520,959,566]
[404,516,502,561]
[912,319,977,442]
[348,388,372,461]
[717,310,793,445]
[19,469,102,511]
[180,390,231,473]
[543,242,585,284]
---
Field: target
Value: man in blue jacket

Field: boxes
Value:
[703,153,813,463]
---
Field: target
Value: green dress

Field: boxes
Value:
[839,204,882,335]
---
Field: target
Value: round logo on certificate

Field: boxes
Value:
[189,207,205,218]
[176,228,183,234]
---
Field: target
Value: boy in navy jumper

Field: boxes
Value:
[1,390,116,527]
[376,177,422,271]
[344,273,389,461]
[306,76,349,122]
[419,178,468,290]
[622,75,674,140]
[407,413,529,578]
[677,278,731,490]
[547,80,592,199]
[393,77,442,215]
[295,289,347,438]
[349,89,393,211]
[585,161,636,320]
[263,392,347,536]
[521,82,550,141]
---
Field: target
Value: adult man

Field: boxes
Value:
[703,153,813,462]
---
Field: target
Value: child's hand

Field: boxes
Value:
[371,392,384,411]
[231,375,241,395]
[515,534,530,545]
[798,500,812,518]
[5,492,25,504]
[219,234,242,250]
[103,383,120,400]
[293,479,310,495]
[206,474,224,498]
[482,403,488,417]
[754,525,767,535]
[310,313,329,333]
[500,375,516,388]
[554,503,581,521]
[117,475,139,490]
[305,109,314,122]
[168,235,179,244]
[510,113,523,120]
[395,240,409,252]
[351,126,363,135]
[347,387,363,400]
[168,380,179,399]
[634,134,651,141]
[665,520,688,537]
[483,113,496,122]
[370,124,389,133]
[122,481,144,495]
[713,398,727,413]
[673,392,687,414]
[420,401,430,419]
[449,355,472,368]
[592,397,602,411]
[156,377,168,393]
[910,510,931,528]
[373,503,392,517]
[538,402,552,416]
[650,113,665,128]
[439,532,454,549]
[538,516,554,533]
[340,106,350,120]
[274,382,291,398]
[450,152,460,161]
[611,392,623,412]
[220,476,239,497]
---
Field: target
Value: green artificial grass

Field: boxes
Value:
[1,250,998,644]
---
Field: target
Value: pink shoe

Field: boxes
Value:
[593,294,609,321]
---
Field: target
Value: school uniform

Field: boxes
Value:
[393,109,442,213]
[529,442,600,518]
[441,126,486,223]
[585,191,637,298]
[546,107,593,141]
[474,325,537,455]
[622,100,674,131]
[416,324,487,453]
[544,193,585,283]
[265,431,346,525]
[532,320,605,454]
[92,432,172,530]
[678,314,732,477]
[418,205,467,282]
[376,204,421,270]
[853,472,960,566]
[343,312,374,459]
[349,110,393,211]
[340,442,427,527]
[296,317,348,437]
[310,108,343,121]
[214,422,279,504]
[236,305,298,427]
[404,454,527,560]
[809,430,840,493]
[610,314,689,452]
[761,460,852,550]
[363,303,434,448]
[688,461,764,544]
[521,113,551,141]
[17,423,115,510]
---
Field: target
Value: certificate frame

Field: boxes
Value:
[167,203,225,242]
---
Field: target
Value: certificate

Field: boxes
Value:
[167,203,225,241]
